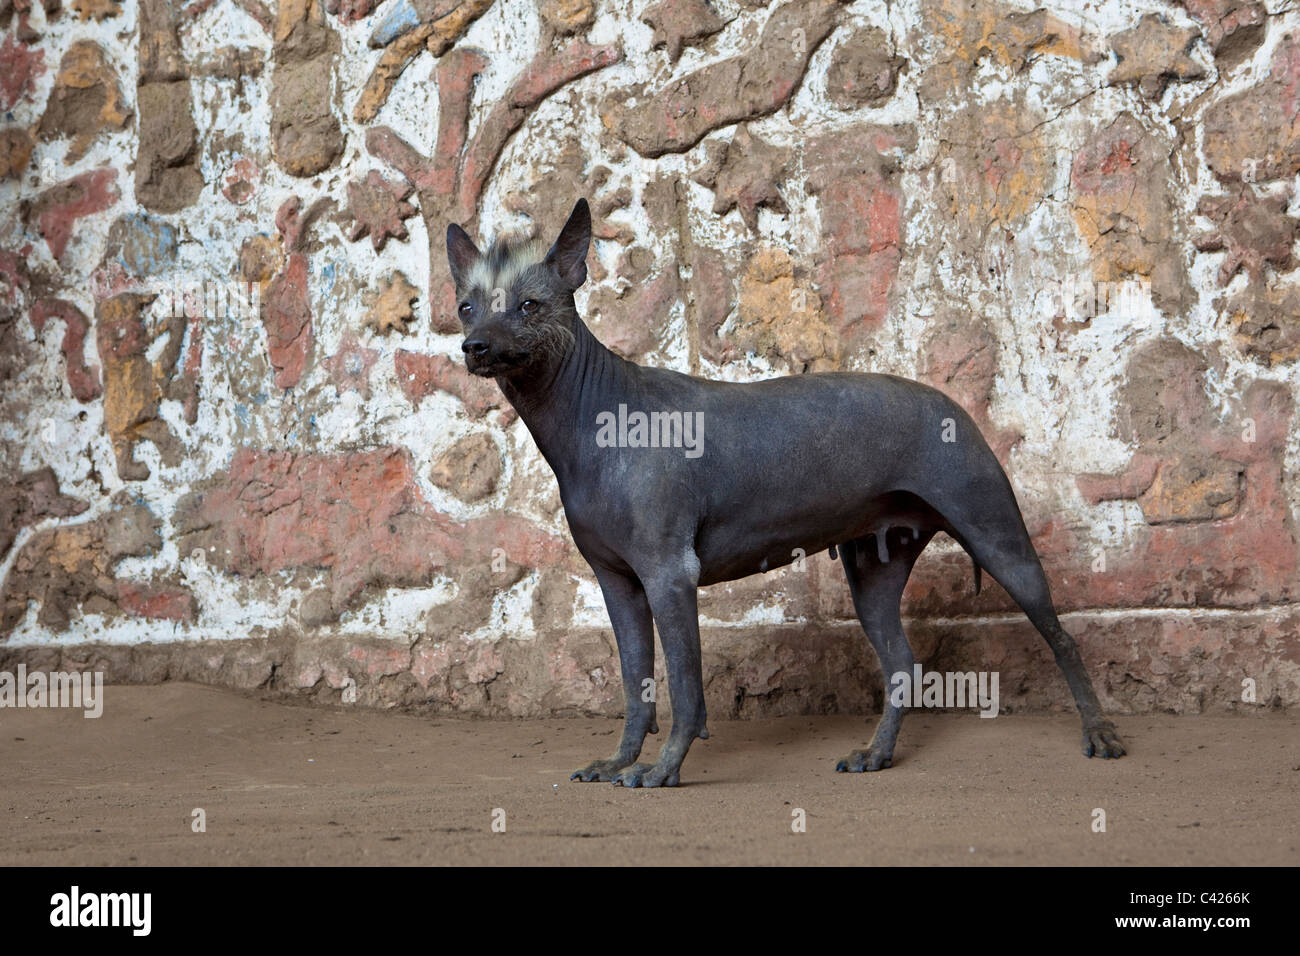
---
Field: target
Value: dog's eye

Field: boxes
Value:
[520,299,540,315]
[458,302,472,317]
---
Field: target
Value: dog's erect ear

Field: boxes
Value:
[545,198,590,291]
[446,223,480,289]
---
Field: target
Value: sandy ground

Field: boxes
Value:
[0,683,1296,866]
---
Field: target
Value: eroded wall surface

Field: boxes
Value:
[2,0,1299,717]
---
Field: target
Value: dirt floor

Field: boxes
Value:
[1,683,1296,865]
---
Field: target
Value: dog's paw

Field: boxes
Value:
[569,758,631,782]
[612,762,680,789]
[835,748,893,773]
[1082,723,1127,759]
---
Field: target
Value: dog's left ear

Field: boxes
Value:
[545,198,590,291]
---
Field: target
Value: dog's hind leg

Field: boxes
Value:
[998,556,1126,758]
[928,474,1126,759]
[836,526,935,772]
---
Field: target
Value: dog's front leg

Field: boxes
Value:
[612,567,707,789]
[570,567,658,782]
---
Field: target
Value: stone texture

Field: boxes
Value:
[27,168,120,263]
[4,0,1300,717]
[430,432,502,502]
[542,0,595,37]
[691,124,789,231]
[0,31,45,110]
[1179,0,1266,67]
[191,44,267,79]
[10,607,1292,716]
[805,127,913,346]
[603,0,848,156]
[238,233,283,284]
[96,291,184,481]
[915,0,1101,100]
[1203,32,1300,184]
[0,252,28,388]
[584,249,679,360]
[353,0,494,124]
[260,197,321,389]
[324,0,381,22]
[0,468,88,558]
[691,245,734,366]
[221,156,261,204]
[365,34,620,327]
[1134,455,1242,524]
[344,171,416,251]
[727,245,837,371]
[929,96,1057,260]
[1220,279,1300,366]
[135,0,202,212]
[500,139,631,247]
[1070,112,1187,314]
[1070,339,1298,608]
[1195,187,1300,286]
[322,330,379,396]
[270,0,345,177]
[1107,13,1205,99]
[29,298,102,401]
[364,271,420,334]
[72,0,123,20]
[173,446,570,609]
[37,40,131,161]
[1,496,195,637]
[825,25,905,107]
[0,126,33,179]
[641,0,727,63]
[102,212,179,276]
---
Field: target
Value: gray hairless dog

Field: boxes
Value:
[446,198,1126,788]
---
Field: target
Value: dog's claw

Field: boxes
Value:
[835,748,892,772]
[570,758,630,782]
[1082,723,1127,760]
[612,762,680,788]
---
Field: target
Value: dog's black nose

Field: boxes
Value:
[462,339,489,357]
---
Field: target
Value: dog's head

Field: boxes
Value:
[445,198,590,378]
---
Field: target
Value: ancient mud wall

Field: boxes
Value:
[2,0,1299,718]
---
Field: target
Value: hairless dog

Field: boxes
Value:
[446,198,1126,788]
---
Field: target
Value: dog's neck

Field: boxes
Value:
[497,313,630,484]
